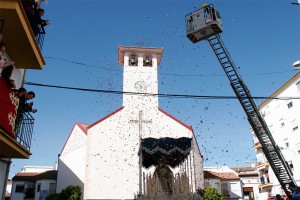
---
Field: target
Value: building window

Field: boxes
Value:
[15,185,25,193]
[49,183,56,195]
[287,102,293,108]
[221,183,229,196]
[37,183,41,192]
[129,54,138,66]
[143,55,152,67]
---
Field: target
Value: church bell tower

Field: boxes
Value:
[118,46,163,110]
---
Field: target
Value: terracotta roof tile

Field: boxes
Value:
[204,170,240,180]
[12,170,57,181]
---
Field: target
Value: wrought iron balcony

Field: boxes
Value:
[20,0,46,50]
[14,103,35,151]
[0,0,45,69]
[35,26,45,51]
[0,77,34,158]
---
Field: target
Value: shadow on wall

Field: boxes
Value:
[56,158,84,195]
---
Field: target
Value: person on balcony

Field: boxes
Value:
[1,63,15,89]
[33,8,49,36]
[24,91,37,113]
[21,0,38,29]
[17,88,37,113]
[15,89,37,137]
[265,171,270,183]
[260,172,265,185]
[0,42,15,74]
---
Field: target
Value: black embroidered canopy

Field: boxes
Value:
[141,137,192,168]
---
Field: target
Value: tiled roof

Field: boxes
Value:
[231,167,256,172]
[12,170,57,181]
[204,170,240,180]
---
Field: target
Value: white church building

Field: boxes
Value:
[56,46,204,199]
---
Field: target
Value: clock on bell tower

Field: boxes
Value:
[118,46,164,110]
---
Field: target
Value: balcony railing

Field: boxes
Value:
[0,77,34,152]
[35,26,45,50]
[20,0,46,50]
[15,104,34,151]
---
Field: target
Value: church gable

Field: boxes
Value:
[88,106,124,130]
[158,108,193,131]
[143,108,194,140]
[56,123,88,194]
[60,123,88,157]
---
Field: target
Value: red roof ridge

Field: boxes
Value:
[59,122,88,156]
[76,122,89,133]
[158,107,193,131]
[88,106,124,129]
[59,107,124,156]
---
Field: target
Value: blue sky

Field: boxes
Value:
[9,0,300,178]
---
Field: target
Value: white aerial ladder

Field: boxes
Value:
[185,4,298,198]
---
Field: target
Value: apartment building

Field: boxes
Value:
[204,166,259,200]
[252,72,300,199]
[0,0,46,199]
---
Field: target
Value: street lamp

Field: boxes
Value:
[292,60,300,70]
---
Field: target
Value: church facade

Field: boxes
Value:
[56,46,204,199]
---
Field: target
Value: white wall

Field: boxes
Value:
[206,179,221,192]
[253,73,300,198]
[85,109,139,199]
[56,124,86,194]
[35,179,56,200]
[227,180,242,199]
[10,181,25,200]
[123,54,158,110]
[11,67,25,89]
[85,107,198,199]
[192,136,204,190]
[241,177,260,200]
[0,159,9,199]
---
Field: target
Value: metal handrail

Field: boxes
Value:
[20,0,46,50]
[14,103,34,151]
[35,26,45,50]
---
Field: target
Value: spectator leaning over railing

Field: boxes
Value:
[15,88,37,137]
[33,8,50,36]
[24,91,37,113]
[21,0,38,29]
